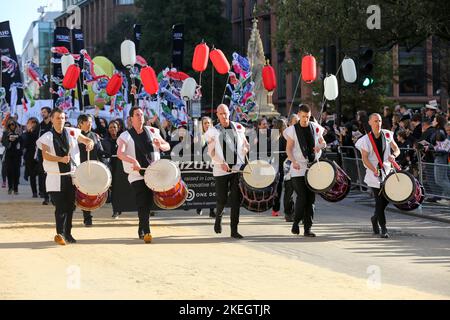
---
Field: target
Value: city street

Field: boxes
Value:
[1,185,449,299]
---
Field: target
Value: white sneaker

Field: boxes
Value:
[437,199,450,206]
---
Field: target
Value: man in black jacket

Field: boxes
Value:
[37,107,52,204]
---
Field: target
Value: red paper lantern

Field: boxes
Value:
[209,49,230,75]
[262,65,277,91]
[301,55,317,83]
[192,42,210,72]
[140,66,158,95]
[106,74,123,96]
[62,64,80,90]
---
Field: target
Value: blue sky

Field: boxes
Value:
[0,0,62,54]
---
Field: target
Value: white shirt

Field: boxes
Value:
[36,128,82,192]
[283,122,325,177]
[118,126,162,184]
[355,129,394,188]
[204,121,248,177]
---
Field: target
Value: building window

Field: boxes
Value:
[398,45,426,96]
[277,52,286,99]
[432,37,442,96]
[116,0,134,5]
[263,16,271,60]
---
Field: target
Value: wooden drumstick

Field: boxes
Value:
[87,149,91,176]
[245,154,253,173]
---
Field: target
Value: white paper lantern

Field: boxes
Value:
[121,40,136,67]
[180,77,197,101]
[324,75,338,100]
[342,58,357,83]
[61,54,75,76]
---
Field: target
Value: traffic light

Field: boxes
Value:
[358,48,374,89]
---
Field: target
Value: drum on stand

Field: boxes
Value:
[382,171,424,211]
[305,159,351,202]
[73,160,112,211]
[144,159,188,210]
[239,160,279,212]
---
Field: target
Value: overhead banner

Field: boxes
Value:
[0,20,23,113]
[52,26,71,103]
[171,24,184,71]
[71,28,88,109]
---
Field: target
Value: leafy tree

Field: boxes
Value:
[135,0,237,111]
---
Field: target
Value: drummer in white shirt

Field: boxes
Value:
[355,113,400,238]
[117,106,170,244]
[36,108,94,246]
[205,104,249,239]
[283,104,326,237]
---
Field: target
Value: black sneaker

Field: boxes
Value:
[84,218,93,227]
[209,209,216,218]
[32,193,38,198]
[380,228,390,239]
[112,211,121,219]
[42,199,49,205]
[196,209,203,215]
[231,231,244,239]
[65,234,77,243]
[304,229,316,237]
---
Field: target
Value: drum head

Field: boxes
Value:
[145,159,181,192]
[306,160,336,191]
[74,161,112,195]
[243,160,276,189]
[384,172,414,203]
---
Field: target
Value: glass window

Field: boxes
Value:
[116,0,134,5]
[398,45,426,96]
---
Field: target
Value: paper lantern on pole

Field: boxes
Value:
[61,54,75,76]
[106,73,123,96]
[324,75,338,100]
[62,64,81,90]
[342,58,357,83]
[209,49,230,75]
[120,40,136,67]
[192,42,210,72]
[301,55,317,83]
[262,64,277,91]
[180,77,197,101]
[140,66,158,95]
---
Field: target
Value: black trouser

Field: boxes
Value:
[1,157,6,183]
[5,156,20,192]
[272,171,284,212]
[372,187,389,229]
[291,176,315,229]
[25,162,38,195]
[38,162,48,200]
[215,173,241,231]
[131,180,153,234]
[50,176,76,236]
[283,179,295,216]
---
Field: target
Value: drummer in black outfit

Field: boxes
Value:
[37,108,94,245]
[205,104,249,239]
[283,104,326,237]
[117,107,170,243]
[77,114,108,227]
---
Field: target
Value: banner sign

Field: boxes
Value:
[52,26,71,103]
[171,24,184,71]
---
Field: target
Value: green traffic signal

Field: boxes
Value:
[362,76,374,88]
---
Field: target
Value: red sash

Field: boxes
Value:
[368,132,385,172]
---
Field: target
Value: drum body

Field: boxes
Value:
[144,159,188,209]
[383,171,424,211]
[305,159,351,202]
[239,160,278,212]
[73,161,112,211]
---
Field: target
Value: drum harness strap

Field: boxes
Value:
[293,122,315,164]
